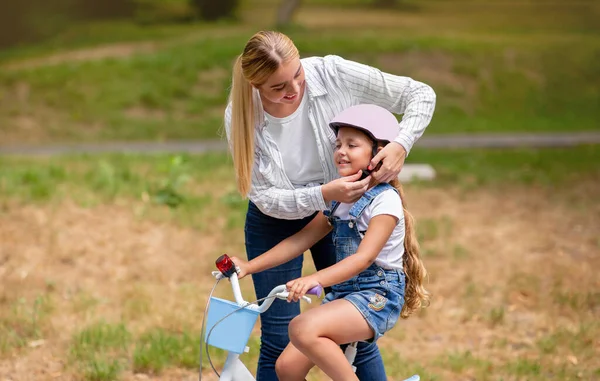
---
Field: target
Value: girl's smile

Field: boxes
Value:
[334,127,374,176]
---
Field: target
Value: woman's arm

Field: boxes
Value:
[328,55,436,183]
[330,55,436,155]
[224,104,327,219]
[224,104,371,219]
[232,212,332,278]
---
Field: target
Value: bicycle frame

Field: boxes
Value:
[204,271,314,381]
[202,257,421,381]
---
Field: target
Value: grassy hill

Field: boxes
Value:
[0,0,598,145]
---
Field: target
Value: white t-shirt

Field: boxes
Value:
[265,91,325,187]
[333,188,405,270]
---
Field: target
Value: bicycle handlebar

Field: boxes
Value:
[211,271,323,313]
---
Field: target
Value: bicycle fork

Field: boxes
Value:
[219,353,255,381]
[344,342,359,372]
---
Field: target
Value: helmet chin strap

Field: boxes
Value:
[360,142,380,180]
[371,142,379,159]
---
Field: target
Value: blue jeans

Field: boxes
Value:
[245,201,386,381]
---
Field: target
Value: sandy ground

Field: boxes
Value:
[0,182,598,380]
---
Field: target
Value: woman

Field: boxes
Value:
[224,30,435,381]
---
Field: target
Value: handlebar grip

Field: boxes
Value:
[306,285,323,298]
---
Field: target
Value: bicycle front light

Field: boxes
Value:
[215,254,236,278]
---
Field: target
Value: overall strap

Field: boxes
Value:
[349,183,397,220]
[324,201,341,219]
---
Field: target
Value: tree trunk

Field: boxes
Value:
[276,0,302,27]
[373,0,397,8]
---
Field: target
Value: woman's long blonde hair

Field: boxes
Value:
[229,31,299,196]
[389,177,430,318]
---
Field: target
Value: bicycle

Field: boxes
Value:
[199,254,420,381]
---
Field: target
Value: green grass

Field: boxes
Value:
[0,20,203,63]
[408,145,600,188]
[0,152,235,226]
[381,350,440,381]
[132,328,199,373]
[441,350,492,374]
[69,322,130,381]
[0,147,596,246]
[0,294,54,354]
[553,289,600,313]
[66,322,239,380]
[536,322,599,357]
[379,341,574,381]
[487,306,505,327]
[430,349,597,381]
[0,1,598,144]
[1,147,598,221]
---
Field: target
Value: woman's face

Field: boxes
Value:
[334,127,373,177]
[256,57,305,106]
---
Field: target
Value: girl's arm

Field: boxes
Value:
[285,214,398,301]
[315,214,397,287]
[232,212,332,278]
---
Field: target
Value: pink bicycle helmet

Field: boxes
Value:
[329,104,399,144]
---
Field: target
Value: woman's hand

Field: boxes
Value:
[322,171,371,204]
[369,142,407,183]
[285,275,321,302]
[230,256,251,279]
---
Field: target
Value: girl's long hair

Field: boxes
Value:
[389,178,430,318]
[229,31,299,196]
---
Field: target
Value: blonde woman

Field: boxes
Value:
[224,31,435,380]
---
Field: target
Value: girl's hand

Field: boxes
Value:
[322,171,371,204]
[230,256,251,279]
[369,142,407,183]
[286,275,321,302]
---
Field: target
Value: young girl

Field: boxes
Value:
[232,104,430,381]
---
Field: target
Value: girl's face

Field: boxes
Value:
[334,127,374,177]
[256,57,305,106]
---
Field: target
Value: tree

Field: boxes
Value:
[276,0,302,28]
[189,0,239,21]
[373,0,397,8]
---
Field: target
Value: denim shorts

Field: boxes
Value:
[323,268,406,342]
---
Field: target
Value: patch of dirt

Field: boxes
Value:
[297,7,430,30]
[0,200,237,379]
[376,51,478,114]
[2,42,158,71]
[378,51,457,85]
[124,106,167,121]
[0,24,249,73]
[0,81,101,146]
[0,183,598,379]
[195,67,230,98]
[386,184,600,367]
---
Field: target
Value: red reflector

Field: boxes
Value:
[216,254,235,277]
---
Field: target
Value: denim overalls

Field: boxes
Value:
[323,183,406,342]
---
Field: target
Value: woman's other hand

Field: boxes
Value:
[322,171,371,204]
[369,142,407,183]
